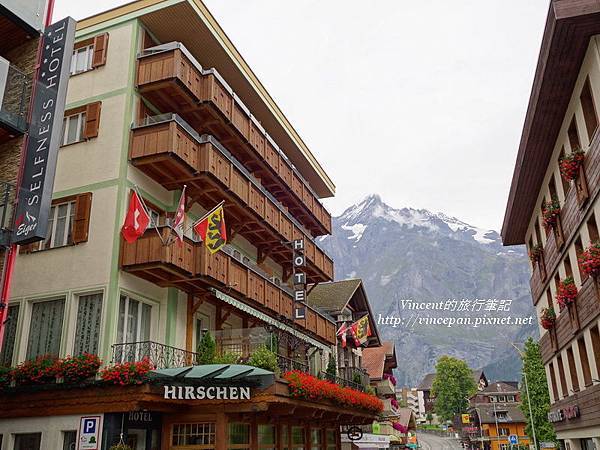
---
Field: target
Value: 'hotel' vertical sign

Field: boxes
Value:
[293,238,307,319]
[12,17,76,244]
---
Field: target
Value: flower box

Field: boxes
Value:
[559,148,585,182]
[578,242,600,278]
[540,306,556,330]
[99,358,153,385]
[556,277,577,310]
[542,198,561,230]
[528,243,543,264]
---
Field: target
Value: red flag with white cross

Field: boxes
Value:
[121,191,150,243]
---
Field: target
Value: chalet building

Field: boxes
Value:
[417,369,488,424]
[501,1,600,448]
[396,388,420,424]
[0,1,383,449]
[0,2,50,303]
[464,382,530,450]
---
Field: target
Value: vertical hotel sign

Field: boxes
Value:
[12,17,76,245]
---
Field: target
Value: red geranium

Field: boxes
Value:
[283,371,383,413]
[528,243,543,263]
[99,358,153,385]
[559,148,585,182]
[556,277,577,309]
[12,355,59,385]
[540,306,556,330]
[578,241,600,278]
[55,353,102,383]
[542,198,561,230]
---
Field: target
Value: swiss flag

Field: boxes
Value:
[172,186,186,244]
[121,191,150,243]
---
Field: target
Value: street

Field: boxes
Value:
[417,432,463,450]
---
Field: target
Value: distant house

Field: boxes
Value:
[417,369,488,422]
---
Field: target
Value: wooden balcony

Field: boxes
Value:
[539,275,600,364]
[120,227,336,344]
[529,129,600,304]
[136,42,331,237]
[129,115,333,283]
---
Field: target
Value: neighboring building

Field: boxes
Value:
[501,1,600,448]
[0,0,50,324]
[0,0,382,448]
[417,369,488,423]
[396,387,420,423]
[463,382,530,450]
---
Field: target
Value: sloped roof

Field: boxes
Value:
[307,279,362,312]
[396,408,416,428]
[474,404,526,424]
[418,369,485,391]
[362,341,396,379]
[481,381,519,394]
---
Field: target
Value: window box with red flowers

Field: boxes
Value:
[529,243,544,264]
[578,242,600,279]
[283,371,383,413]
[55,353,102,384]
[99,358,153,385]
[12,355,59,386]
[559,148,589,204]
[556,277,577,309]
[542,198,561,230]
[540,306,556,330]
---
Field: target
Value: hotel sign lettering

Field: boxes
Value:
[292,238,306,319]
[13,17,76,245]
[164,385,251,400]
[548,405,580,423]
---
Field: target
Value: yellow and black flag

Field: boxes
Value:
[193,202,227,254]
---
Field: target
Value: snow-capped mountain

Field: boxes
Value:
[319,194,536,386]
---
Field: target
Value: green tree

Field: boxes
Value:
[431,356,477,421]
[519,337,556,446]
[325,354,337,381]
[197,331,216,364]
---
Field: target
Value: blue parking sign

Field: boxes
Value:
[508,435,519,445]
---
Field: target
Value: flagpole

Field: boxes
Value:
[184,200,225,236]
[132,185,166,246]
[164,185,186,247]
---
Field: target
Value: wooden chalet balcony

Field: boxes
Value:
[135,42,331,237]
[129,114,333,283]
[529,129,600,304]
[120,227,336,344]
[539,275,600,364]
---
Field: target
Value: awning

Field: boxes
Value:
[150,364,275,389]
[210,288,331,352]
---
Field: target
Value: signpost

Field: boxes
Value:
[508,434,519,446]
[77,415,102,450]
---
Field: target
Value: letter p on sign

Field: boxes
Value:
[84,419,96,433]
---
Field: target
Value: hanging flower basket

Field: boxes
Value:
[528,243,544,263]
[559,148,585,182]
[542,198,561,230]
[540,306,556,330]
[578,241,600,278]
[55,353,102,384]
[556,276,578,310]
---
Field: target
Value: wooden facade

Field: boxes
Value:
[120,227,337,345]
[129,119,333,283]
[136,45,331,237]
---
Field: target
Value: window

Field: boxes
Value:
[559,147,571,195]
[117,294,151,344]
[566,346,579,392]
[568,116,582,151]
[281,426,289,450]
[62,111,86,145]
[74,293,103,355]
[26,298,66,359]
[590,326,600,378]
[498,427,509,436]
[500,445,509,450]
[489,395,497,402]
[228,423,250,450]
[310,429,321,450]
[258,424,276,450]
[172,423,215,448]
[291,426,304,450]
[326,429,336,450]
[578,337,592,387]
[63,431,77,450]
[498,395,506,402]
[588,214,599,243]
[546,288,554,315]
[549,362,559,401]
[575,237,587,281]
[564,255,574,279]
[14,433,41,450]
[40,199,76,250]
[507,395,515,402]
[557,355,568,398]
[0,304,19,366]
[70,44,94,75]
[580,77,598,142]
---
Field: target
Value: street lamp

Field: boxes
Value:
[511,343,538,450]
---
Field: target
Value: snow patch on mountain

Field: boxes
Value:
[341,223,367,242]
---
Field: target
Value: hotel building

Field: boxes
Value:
[0,1,383,449]
[502,1,600,448]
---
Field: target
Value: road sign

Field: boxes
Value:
[540,443,557,449]
[508,435,519,445]
[346,426,363,441]
[77,415,102,450]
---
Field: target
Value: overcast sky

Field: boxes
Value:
[53,0,549,230]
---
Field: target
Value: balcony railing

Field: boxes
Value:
[278,354,310,374]
[0,57,30,138]
[136,42,331,236]
[0,181,15,247]
[129,114,333,282]
[111,340,201,369]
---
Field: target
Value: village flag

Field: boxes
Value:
[121,190,150,243]
[350,315,371,346]
[336,323,349,348]
[172,186,186,243]
[193,202,227,254]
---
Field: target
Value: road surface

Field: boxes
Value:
[417,432,463,450]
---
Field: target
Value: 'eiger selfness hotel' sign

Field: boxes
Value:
[164,385,251,400]
[13,17,76,245]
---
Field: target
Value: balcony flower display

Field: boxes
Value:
[559,148,585,182]
[383,373,397,386]
[283,371,383,413]
[55,353,102,384]
[540,306,556,330]
[391,398,399,409]
[392,422,408,434]
[0,366,13,389]
[578,242,600,278]
[12,355,59,386]
[99,358,153,385]
[528,243,543,263]
[542,198,561,230]
[556,276,578,309]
